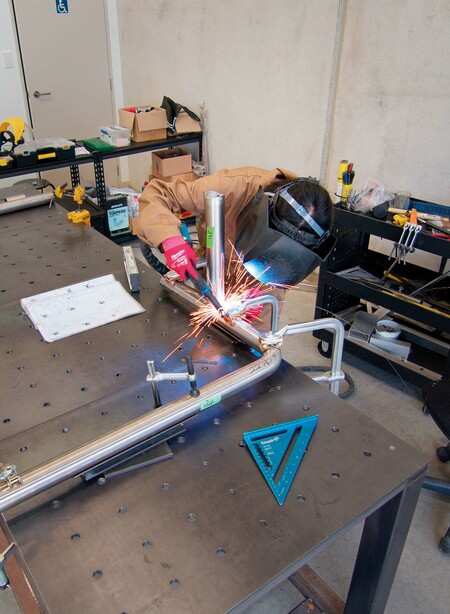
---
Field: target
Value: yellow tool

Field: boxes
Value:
[0,117,25,167]
[0,117,25,149]
[67,209,91,226]
[393,213,408,227]
[54,183,90,226]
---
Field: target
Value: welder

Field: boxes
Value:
[137,167,335,328]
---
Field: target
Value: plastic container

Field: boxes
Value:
[14,138,76,167]
[99,125,131,147]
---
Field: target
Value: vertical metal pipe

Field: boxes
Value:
[205,191,225,302]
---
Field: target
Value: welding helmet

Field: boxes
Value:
[235,178,335,286]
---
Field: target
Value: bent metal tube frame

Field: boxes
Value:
[0,192,345,513]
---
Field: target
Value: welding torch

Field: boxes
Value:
[186,270,224,314]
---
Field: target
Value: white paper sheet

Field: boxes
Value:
[20,274,145,342]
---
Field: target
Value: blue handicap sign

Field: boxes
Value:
[55,0,69,14]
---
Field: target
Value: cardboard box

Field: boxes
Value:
[175,110,202,134]
[152,147,192,178]
[118,106,167,142]
[149,171,198,183]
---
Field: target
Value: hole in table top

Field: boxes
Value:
[331,427,339,432]
[216,548,226,558]
[170,578,180,588]
[258,520,268,529]
[142,540,152,549]
[331,472,340,479]
[70,533,80,541]
[92,570,103,580]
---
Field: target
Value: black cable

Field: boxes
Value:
[139,240,169,276]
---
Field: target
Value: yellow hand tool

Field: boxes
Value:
[67,209,91,226]
[392,213,408,227]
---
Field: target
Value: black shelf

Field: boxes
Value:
[315,206,450,385]
[1,132,203,242]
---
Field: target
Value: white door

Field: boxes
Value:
[13,0,118,187]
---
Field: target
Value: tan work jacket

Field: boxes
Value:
[137,166,298,257]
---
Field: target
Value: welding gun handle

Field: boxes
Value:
[186,272,223,311]
[186,271,206,294]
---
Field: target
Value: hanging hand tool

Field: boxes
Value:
[381,216,422,284]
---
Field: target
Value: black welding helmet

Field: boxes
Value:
[235,178,335,286]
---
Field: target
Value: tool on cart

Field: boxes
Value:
[123,246,140,292]
[54,183,91,226]
[243,415,318,505]
[381,210,422,284]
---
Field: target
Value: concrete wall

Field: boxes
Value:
[2,0,449,203]
[329,0,450,204]
[117,0,339,189]
[116,0,450,205]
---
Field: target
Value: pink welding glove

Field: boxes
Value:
[242,287,264,323]
[162,236,198,281]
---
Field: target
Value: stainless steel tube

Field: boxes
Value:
[0,194,53,215]
[160,277,263,349]
[205,191,225,303]
[161,279,345,395]
[0,347,282,512]
[239,294,280,333]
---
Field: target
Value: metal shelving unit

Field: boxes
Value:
[314,206,450,385]
[0,132,203,240]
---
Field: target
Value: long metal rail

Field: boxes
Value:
[0,347,282,512]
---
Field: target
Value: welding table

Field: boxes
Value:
[0,204,428,613]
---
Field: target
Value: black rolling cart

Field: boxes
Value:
[314,205,450,387]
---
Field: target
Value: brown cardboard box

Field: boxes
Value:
[149,171,198,183]
[118,106,167,142]
[152,147,192,177]
[175,110,202,134]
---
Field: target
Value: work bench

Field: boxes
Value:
[0,204,428,613]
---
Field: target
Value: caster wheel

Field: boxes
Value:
[438,527,450,555]
[317,340,332,359]
[436,443,450,463]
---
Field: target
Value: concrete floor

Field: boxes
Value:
[2,242,448,613]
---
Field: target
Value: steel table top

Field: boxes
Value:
[0,205,429,613]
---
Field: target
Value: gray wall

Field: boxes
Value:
[117,0,450,204]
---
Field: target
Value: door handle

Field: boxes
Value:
[33,90,52,98]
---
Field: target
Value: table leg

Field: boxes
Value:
[344,469,426,613]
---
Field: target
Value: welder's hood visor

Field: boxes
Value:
[235,190,335,286]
